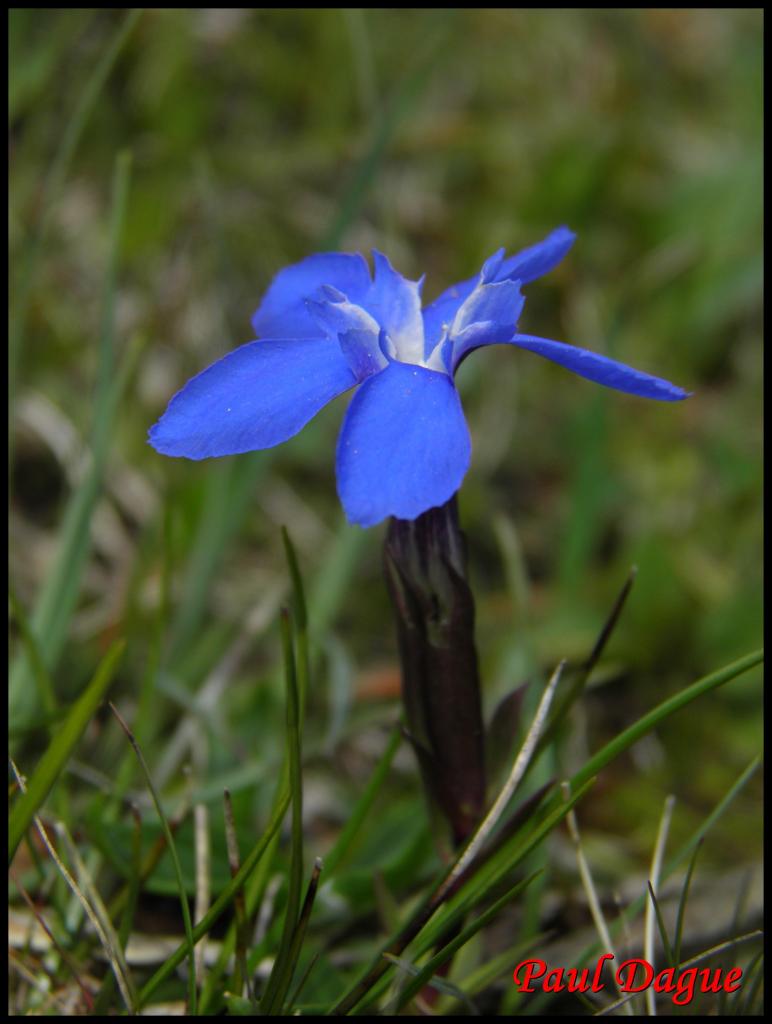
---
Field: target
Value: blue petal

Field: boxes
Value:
[421,227,575,357]
[306,292,387,380]
[252,253,371,339]
[365,251,424,363]
[480,247,506,284]
[335,361,471,527]
[422,277,478,357]
[496,226,576,285]
[449,279,526,370]
[338,329,389,381]
[148,338,356,459]
[509,333,691,401]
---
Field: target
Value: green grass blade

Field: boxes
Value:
[110,702,199,1014]
[385,953,478,1014]
[320,21,450,249]
[282,858,324,1013]
[9,149,134,733]
[9,759,136,1012]
[9,10,90,121]
[451,933,549,1003]
[167,453,272,661]
[596,931,762,1018]
[570,649,763,790]
[535,567,637,758]
[717,868,756,1015]
[107,505,173,806]
[92,149,132,446]
[643,793,675,1014]
[282,526,310,719]
[426,780,595,948]
[9,10,141,412]
[525,754,761,1015]
[734,948,764,1015]
[197,736,295,1013]
[522,649,762,1017]
[8,639,125,864]
[222,789,250,1000]
[336,778,595,1016]
[663,755,760,876]
[395,870,543,1012]
[672,839,702,967]
[307,518,370,642]
[92,805,144,1014]
[646,881,674,966]
[281,527,308,633]
[8,583,57,719]
[259,610,304,1013]
[136,785,291,1008]
[324,724,402,879]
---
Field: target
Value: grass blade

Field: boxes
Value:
[535,567,637,758]
[223,789,251,999]
[259,609,305,1013]
[92,803,144,1014]
[329,661,566,1015]
[395,870,543,1012]
[664,755,760,876]
[386,952,479,1015]
[644,794,676,1014]
[8,639,125,864]
[56,822,139,1009]
[570,650,763,790]
[110,702,199,1014]
[440,660,564,905]
[8,583,57,720]
[8,758,136,1012]
[282,857,324,1013]
[167,453,273,661]
[672,838,702,968]
[10,149,134,733]
[307,518,370,642]
[527,754,761,1015]
[324,724,402,879]
[321,20,450,249]
[335,778,595,1016]
[734,948,764,1015]
[646,882,674,972]
[137,779,291,1008]
[429,780,595,947]
[562,781,634,1015]
[282,526,310,717]
[9,10,141,416]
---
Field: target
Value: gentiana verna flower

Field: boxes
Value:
[149,227,690,527]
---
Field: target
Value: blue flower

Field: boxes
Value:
[149,227,689,527]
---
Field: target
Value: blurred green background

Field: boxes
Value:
[9,5,762,966]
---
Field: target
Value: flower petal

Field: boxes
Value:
[148,338,357,459]
[496,226,576,285]
[338,329,390,381]
[306,291,387,381]
[509,333,691,400]
[421,227,575,357]
[336,361,471,527]
[252,253,371,339]
[422,277,478,357]
[365,251,424,363]
[449,278,526,370]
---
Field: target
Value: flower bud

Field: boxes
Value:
[384,496,486,845]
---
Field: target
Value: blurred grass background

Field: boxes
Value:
[9,8,762,1011]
